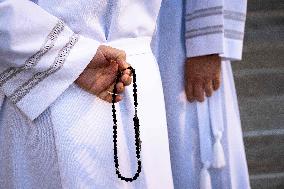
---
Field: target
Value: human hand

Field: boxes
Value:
[75,45,132,103]
[184,54,221,102]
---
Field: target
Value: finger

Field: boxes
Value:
[193,79,205,102]
[116,49,126,63]
[99,90,122,103]
[116,82,125,94]
[105,47,128,69]
[116,53,129,71]
[185,80,194,102]
[105,93,122,103]
[108,57,130,74]
[205,79,214,97]
[118,60,130,71]
[212,75,221,91]
[123,68,132,76]
[109,59,128,71]
[107,84,123,102]
[121,74,132,86]
[115,95,123,102]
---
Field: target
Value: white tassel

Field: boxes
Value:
[200,162,212,189]
[212,132,226,168]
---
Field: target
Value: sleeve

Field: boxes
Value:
[0,0,100,121]
[185,0,247,61]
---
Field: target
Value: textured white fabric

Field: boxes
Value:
[154,0,251,188]
[0,0,100,120]
[49,38,173,189]
[0,0,250,188]
[0,0,174,188]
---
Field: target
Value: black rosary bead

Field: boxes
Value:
[111,66,142,182]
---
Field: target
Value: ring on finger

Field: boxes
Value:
[107,91,119,96]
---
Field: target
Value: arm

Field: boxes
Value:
[221,0,247,61]
[185,0,247,61]
[184,0,247,102]
[0,0,100,120]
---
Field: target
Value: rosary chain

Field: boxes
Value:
[111,66,142,182]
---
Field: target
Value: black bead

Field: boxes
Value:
[111,66,141,182]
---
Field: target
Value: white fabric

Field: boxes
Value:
[185,0,247,60]
[0,0,174,188]
[49,38,173,189]
[0,0,100,120]
[154,0,251,188]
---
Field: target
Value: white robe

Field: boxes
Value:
[154,0,251,189]
[0,0,174,188]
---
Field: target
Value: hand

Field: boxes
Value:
[184,54,221,102]
[75,45,132,103]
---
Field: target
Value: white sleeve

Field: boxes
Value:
[0,0,100,120]
[185,0,247,61]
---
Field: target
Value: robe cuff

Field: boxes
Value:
[16,35,100,121]
[185,7,224,58]
[220,38,244,61]
[185,5,246,60]
[186,33,224,58]
[220,11,246,61]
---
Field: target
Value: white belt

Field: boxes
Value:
[103,37,152,57]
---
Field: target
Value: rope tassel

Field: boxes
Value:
[197,100,213,189]
[209,86,226,169]
[200,162,212,189]
[212,132,226,168]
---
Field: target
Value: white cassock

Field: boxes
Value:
[154,0,251,189]
[0,0,174,188]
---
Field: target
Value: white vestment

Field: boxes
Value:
[0,0,174,188]
[154,0,251,189]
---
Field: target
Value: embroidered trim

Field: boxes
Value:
[185,25,244,40]
[185,25,223,39]
[224,10,246,22]
[186,6,222,17]
[185,6,246,22]
[0,20,64,87]
[9,34,79,104]
[224,29,244,40]
[186,11,223,22]
[186,6,223,21]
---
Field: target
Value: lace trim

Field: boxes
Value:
[0,20,65,87]
[9,34,79,104]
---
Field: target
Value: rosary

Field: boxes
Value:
[111,66,142,182]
